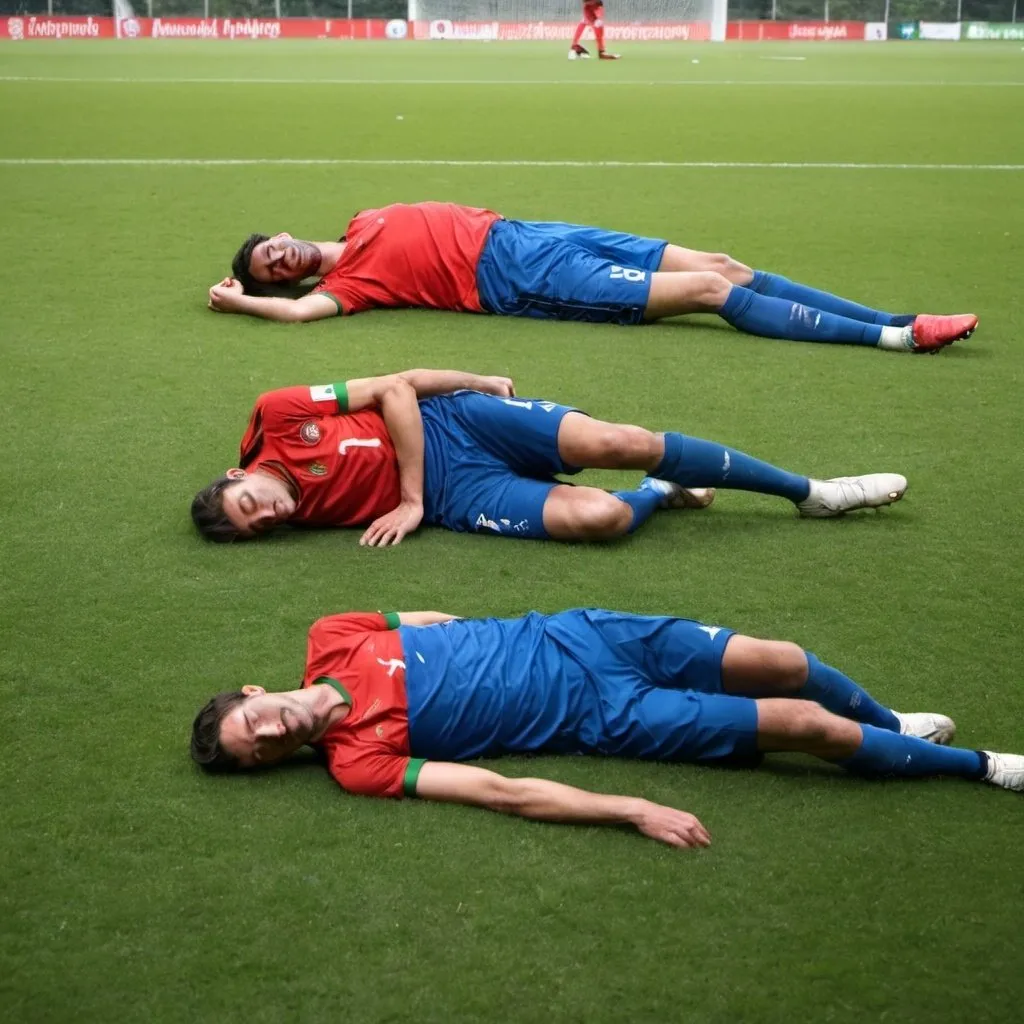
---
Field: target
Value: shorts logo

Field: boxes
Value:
[300,421,321,445]
[475,514,530,534]
[698,625,722,640]
[610,265,647,283]
[308,461,328,476]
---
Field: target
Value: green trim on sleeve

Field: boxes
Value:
[321,292,343,316]
[381,612,401,630]
[315,676,353,705]
[403,758,427,798]
[332,381,350,412]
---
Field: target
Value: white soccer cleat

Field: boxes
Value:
[982,752,1024,792]
[568,48,578,59]
[639,477,716,510]
[797,474,907,518]
[893,711,956,745]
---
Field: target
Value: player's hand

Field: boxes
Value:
[474,375,516,398]
[359,501,424,548]
[208,278,245,313]
[630,800,711,849]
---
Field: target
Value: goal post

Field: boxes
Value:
[408,0,729,43]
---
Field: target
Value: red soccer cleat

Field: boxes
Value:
[910,313,978,353]
[598,51,621,59]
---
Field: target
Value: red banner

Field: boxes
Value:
[412,20,711,42]
[2,16,115,39]
[0,16,405,41]
[727,21,866,41]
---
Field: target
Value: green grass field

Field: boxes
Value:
[2,38,1023,1023]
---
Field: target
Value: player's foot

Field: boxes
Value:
[893,711,956,745]
[797,474,907,518]
[569,45,591,59]
[640,477,716,510]
[909,313,978,353]
[598,50,621,60]
[982,752,1024,792]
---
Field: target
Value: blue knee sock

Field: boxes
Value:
[612,485,663,534]
[721,285,884,347]
[654,432,809,502]
[801,654,900,731]
[751,271,916,328]
[838,725,987,780]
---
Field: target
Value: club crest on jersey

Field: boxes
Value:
[300,421,322,446]
[307,461,328,476]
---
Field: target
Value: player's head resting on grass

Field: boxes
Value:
[232,232,324,294]
[191,685,327,770]
[191,468,297,542]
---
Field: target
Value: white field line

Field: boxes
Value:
[0,158,1022,170]
[0,75,1023,87]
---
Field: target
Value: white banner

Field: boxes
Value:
[919,21,961,40]
[864,22,887,41]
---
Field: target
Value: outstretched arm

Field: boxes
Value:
[346,370,514,409]
[208,278,339,322]
[396,611,461,626]
[414,762,711,849]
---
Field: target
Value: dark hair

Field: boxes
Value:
[191,690,248,771]
[232,233,269,295]
[191,475,241,543]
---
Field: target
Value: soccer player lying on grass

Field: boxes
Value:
[190,609,1024,848]
[207,201,977,353]
[189,368,908,544]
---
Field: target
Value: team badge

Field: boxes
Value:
[300,421,321,445]
[308,461,328,476]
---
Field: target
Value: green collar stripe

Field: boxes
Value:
[332,381,350,412]
[315,676,352,704]
[382,611,401,630]
[404,758,426,798]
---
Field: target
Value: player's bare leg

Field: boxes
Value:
[542,485,634,540]
[553,412,906,523]
[720,636,953,741]
[650,248,976,351]
[657,246,754,282]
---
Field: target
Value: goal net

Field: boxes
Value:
[408,0,728,42]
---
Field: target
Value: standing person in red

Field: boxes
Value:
[205,201,977,353]
[570,0,620,59]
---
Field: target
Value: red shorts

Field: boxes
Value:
[582,2,604,24]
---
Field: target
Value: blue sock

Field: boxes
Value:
[654,432,809,502]
[838,725,987,780]
[801,654,900,731]
[751,271,915,327]
[612,485,663,534]
[720,285,884,347]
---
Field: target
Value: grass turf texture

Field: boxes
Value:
[2,39,1023,1024]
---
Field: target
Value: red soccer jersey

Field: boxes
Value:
[239,384,401,528]
[313,202,501,316]
[304,612,423,799]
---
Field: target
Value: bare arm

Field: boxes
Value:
[415,762,711,850]
[208,279,339,322]
[359,377,425,548]
[396,611,461,627]
[346,370,514,410]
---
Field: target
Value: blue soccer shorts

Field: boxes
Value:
[545,609,761,764]
[419,390,584,539]
[476,219,669,325]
